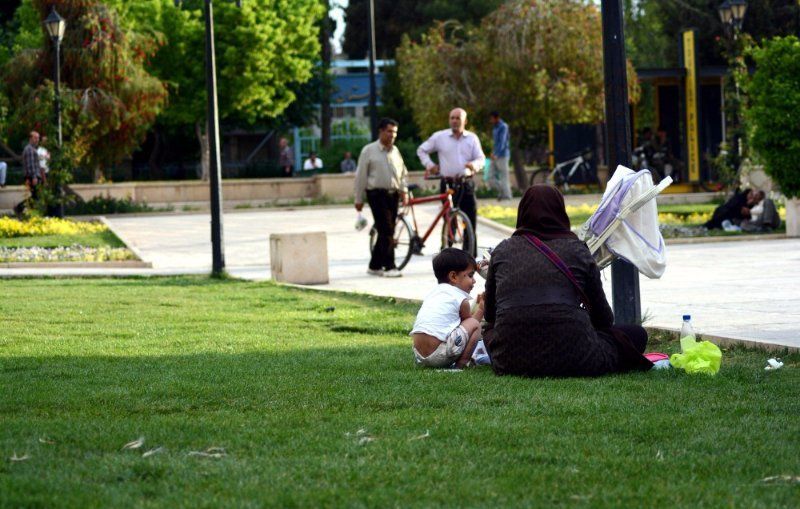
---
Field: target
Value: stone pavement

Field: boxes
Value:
[2,204,798,350]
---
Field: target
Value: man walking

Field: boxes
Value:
[489,112,513,201]
[354,118,408,278]
[22,131,43,201]
[278,137,294,177]
[417,108,485,252]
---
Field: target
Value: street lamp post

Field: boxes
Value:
[44,7,66,218]
[366,0,378,140]
[601,0,640,325]
[718,1,748,167]
[175,0,242,276]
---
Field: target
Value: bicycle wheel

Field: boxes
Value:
[369,214,415,270]
[530,169,551,187]
[440,209,476,258]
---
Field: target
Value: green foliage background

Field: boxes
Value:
[747,36,800,198]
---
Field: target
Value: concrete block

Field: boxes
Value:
[270,231,329,284]
[786,197,800,238]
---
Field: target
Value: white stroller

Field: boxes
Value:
[577,165,672,279]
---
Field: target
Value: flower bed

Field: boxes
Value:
[0,216,107,238]
[0,245,137,263]
[0,217,137,263]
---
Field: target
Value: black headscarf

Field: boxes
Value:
[513,185,576,241]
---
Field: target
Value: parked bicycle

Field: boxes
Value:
[529,149,598,192]
[369,177,476,271]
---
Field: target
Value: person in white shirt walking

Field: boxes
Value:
[417,108,485,253]
[354,118,408,278]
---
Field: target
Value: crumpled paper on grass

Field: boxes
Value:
[670,336,722,375]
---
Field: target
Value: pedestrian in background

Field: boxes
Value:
[302,151,323,173]
[489,112,513,201]
[417,108,485,253]
[278,137,294,177]
[354,118,408,278]
[340,151,356,173]
[22,131,43,201]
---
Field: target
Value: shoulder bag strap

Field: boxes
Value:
[521,233,592,311]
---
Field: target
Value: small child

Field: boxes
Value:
[411,248,484,369]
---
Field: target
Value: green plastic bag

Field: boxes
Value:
[670,336,722,375]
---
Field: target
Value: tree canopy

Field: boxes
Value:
[397,0,639,188]
[342,0,503,58]
[2,0,167,175]
[398,0,639,137]
[747,36,800,198]
[630,0,800,67]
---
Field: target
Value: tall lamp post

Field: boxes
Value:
[175,0,242,276]
[718,0,748,167]
[601,0,640,324]
[366,0,378,140]
[44,7,66,218]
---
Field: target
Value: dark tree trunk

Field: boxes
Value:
[511,129,528,191]
[148,126,163,179]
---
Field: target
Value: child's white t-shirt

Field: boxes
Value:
[410,283,470,341]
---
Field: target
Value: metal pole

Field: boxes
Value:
[366,0,378,139]
[205,0,225,275]
[601,0,640,324]
[53,38,64,218]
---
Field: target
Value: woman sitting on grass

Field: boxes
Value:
[483,185,653,377]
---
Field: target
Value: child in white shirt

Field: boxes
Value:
[411,248,484,368]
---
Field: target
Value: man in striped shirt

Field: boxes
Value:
[22,131,43,200]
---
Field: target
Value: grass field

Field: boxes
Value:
[1,277,798,508]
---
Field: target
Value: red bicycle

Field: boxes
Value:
[369,178,476,271]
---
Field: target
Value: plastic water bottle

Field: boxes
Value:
[680,315,695,341]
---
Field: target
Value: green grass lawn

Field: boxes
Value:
[0,229,126,249]
[1,277,798,508]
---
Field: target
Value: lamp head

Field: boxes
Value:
[43,7,66,42]
[718,1,733,25]
[729,0,748,29]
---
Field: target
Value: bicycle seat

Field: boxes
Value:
[407,183,420,192]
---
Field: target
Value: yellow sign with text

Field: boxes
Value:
[683,30,700,182]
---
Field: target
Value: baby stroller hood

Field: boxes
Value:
[584,165,669,279]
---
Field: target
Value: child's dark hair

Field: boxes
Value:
[432,248,476,284]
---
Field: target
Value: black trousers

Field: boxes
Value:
[440,178,477,252]
[612,324,648,353]
[366,189,399,270]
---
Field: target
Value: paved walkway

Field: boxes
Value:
[2,205,798,350]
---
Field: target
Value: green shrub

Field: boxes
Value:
[66,196,156,215]
[747,36,800,198]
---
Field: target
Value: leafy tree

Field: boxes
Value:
[342,0,503,59]
[747,36,800,198]
[640,0,800,67]
[2,0,167,184]
[398,0,639,189]
[109,0,324,179]
[623,0,671,68]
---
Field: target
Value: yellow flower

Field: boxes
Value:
[0,217,107,238]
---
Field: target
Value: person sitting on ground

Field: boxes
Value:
[483,185,653,377]
[704,187,756,230]
[411,248,485,369]
[742,191,782,232]
[340,151,356,173]
[302,152,323,173]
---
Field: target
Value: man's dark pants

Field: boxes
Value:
[440,178,477,253]
[366,189,399,270]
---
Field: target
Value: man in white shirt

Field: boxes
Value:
[354,118,408,277]
[417,108,485,253]
[302,152,323,173]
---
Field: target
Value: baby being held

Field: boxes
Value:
[411,248,484,369]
